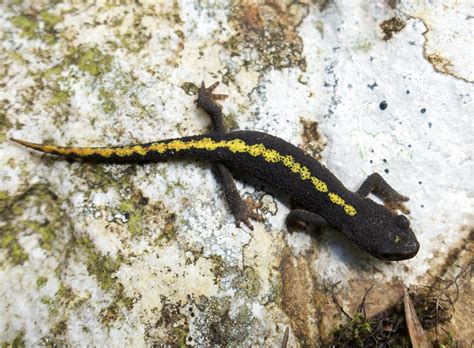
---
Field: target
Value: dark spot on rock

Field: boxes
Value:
[300,119,326,160]
[420,108,426,114]
[406,90,410,94]
[382,159,387,163]
[367,82,378,90]
[379,101,388,110]
[386,0,399,9]
[384,169,389,174]
[380,17,406,40]
[428,122,432,128]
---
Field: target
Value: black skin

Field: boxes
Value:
[11,82,420,260]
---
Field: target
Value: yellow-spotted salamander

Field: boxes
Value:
[12,82,419,260]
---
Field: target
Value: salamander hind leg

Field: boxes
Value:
[357,173,410,214]
[196,81,228,132]
[214,163,263,230]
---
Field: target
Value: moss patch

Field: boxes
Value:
[11,15,38,39]
[0,227,29,265]
[1,183,69,263]
[10,9,64,45]
[36,276,48,289]
[231,266,261,298]
[1,330,25,348]
[119,200,144,236]
[77,47,113,77]
[78,235,123,291]
[194,296,256,346]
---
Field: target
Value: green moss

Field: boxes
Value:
[11,15,38,38]
[0,184,90,340]
[1,330,25,348]
[77,47,113,77]
[180,82,199,96]
[51,320,67,336]
[37,276,48,289]
[23,221,56,251]
[40,296,54,305]
[78,236,123,291]
[119,200,143,236]
[231,266,261,298]
[99,282,135,326]
[117,32,149,53]
[331,313,373,347]
[56,282,74,302]
[209,254,226,285]
[0,191,9,200]
[39,11,62,28]
[0,227,28,265]
[173,326,189,348]
[43,65,64,80]
[48,90,70,106]
[98,87,117,113]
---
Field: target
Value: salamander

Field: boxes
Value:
[11,82,420,260]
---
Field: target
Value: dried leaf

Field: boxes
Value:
[404,288,430,348]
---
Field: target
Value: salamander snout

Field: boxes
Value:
[376,237,420,261]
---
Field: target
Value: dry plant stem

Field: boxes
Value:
[281,327,289,348]
[434,264,471,342]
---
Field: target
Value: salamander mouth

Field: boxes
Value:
[375,239,420,261]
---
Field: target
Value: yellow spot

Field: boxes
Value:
[263,149,281,162]
[283,155,294,167]
[114,148,133,157]
[227,139,248,153]
[290,162,301,173]
[132,145,148,156]
[344,205,357,216]
[150,142,166,153]
[249,144,265,156]
[311,177,328,192]
[43,145,58,153]
[74,148,95,156]
[299,166,311,180]
[169,140,188,151]
[328,192,344,206]
[96,148,114,157]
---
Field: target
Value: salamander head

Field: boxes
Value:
[344,198,419,261]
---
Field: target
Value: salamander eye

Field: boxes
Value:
[395,215,410,229]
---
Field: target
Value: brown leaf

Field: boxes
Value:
[404,288,430,348]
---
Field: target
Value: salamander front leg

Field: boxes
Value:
[214,163,263,230]
[197,82,262,229]
[196,81,227,132]
[357,173,410,214]
[286,209,328,229]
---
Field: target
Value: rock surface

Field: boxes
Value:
[1,0,472,346]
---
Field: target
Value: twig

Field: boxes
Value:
[434,264,471,342]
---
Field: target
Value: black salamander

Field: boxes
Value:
[12,82,420,260]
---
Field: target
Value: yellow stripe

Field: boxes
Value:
[18,137,357,216]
